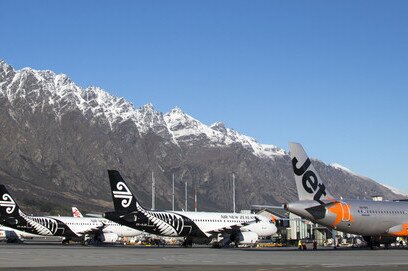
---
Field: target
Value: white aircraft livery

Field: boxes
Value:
[104,170,277,247]
[0,185,141,244]
[285,142,408,248]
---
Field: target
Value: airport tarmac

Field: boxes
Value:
[0,242,407,271]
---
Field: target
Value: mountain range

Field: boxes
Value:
[0,60,402,214]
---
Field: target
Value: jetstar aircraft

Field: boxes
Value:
[285,142,408,248]
[104,170,277,247]
[0,185,141,245]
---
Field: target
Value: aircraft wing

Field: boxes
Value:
[206,218,260,235]
[77,222,107,236]
[206,225,245,235]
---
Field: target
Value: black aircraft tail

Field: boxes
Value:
[0,185,22,219]
[108,170,139,214]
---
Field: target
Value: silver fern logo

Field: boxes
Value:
[113,182,133,208]
[0,193,16,214]
[136,202,183,236]
[20,211,57,236]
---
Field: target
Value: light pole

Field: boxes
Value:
[151,171,155,210]
[172,173,175,211]
[232,173,236,213]
[185,181,188,211]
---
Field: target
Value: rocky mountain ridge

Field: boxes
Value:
[0,60,401,214]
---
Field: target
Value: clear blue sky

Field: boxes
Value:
[1,1,407,191]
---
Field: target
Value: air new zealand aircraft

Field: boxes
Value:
[0,185,141,244]
[104,170,276,247]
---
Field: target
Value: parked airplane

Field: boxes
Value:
[0,185,141,245]
[285,142,408,248]
[104,170,277,247]
[0,225,41,242]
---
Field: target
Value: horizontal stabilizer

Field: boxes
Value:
[305,201,339,220]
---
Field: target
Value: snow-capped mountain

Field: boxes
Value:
[0,60,402,213]
[0,60,284,159]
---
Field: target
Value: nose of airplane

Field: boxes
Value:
[270,223,277,235]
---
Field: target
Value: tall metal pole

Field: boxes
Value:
[232,173,236,213]
[194,187,197,212]
[152,171,155,210]
[172,173,175,211]
[185,181,188,211]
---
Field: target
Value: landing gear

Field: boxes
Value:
[363,236,374,249]
[362,236,395,250]
[181,237,193,248]
[62,238,70,245]
[81,236,93,246]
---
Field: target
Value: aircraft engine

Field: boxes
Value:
[237,232,259,245]
[98,232,119,243]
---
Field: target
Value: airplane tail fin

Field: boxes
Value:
[289,143,333,204]
[0,185,21,218]
[108,170,139,214]
[71,207,83,218]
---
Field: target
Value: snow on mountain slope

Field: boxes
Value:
[381,184,408,197]
[0,60,285,159]
[329,163,371,180]
[330,163,356,175]
[163,107,285,157]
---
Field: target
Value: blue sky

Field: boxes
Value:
[1,1,407,191]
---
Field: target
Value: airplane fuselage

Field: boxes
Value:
[286,199,408,237]
[1,214,140,240]
[106,209,276,242]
